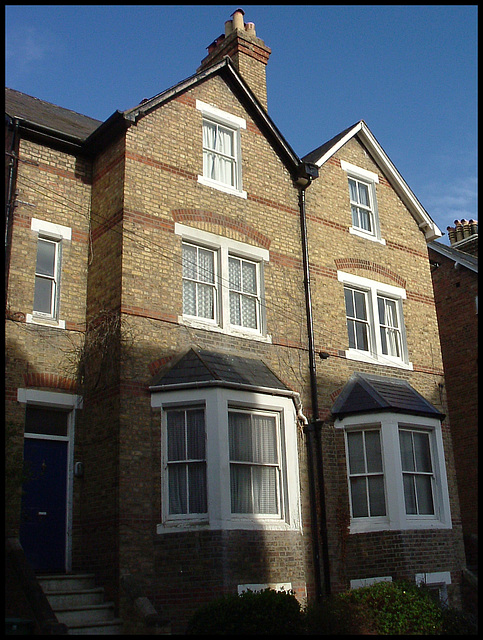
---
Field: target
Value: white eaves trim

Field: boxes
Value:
[312,121,442,242]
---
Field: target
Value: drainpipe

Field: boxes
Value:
[5,116,19,314]
[296,163,331,599]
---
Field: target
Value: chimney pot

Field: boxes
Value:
[245,22,256,37]
[232,8,245,31]
[225,19,233,36]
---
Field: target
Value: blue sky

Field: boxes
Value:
[5,5,477,245]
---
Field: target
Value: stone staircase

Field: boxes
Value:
[37,573,123,635]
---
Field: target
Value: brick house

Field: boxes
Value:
[428,222,478,577]
[5,8,467,633]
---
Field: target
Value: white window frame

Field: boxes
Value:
[338,271,412,370]
[152,387,301,533]
[176,224,270,342]
[341,160,385,245]
[27,218,71,329]
[336,411,452,534]
[196,100,247,199]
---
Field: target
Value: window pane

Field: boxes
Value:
[399,430,415,471]
[347,431,365,474]
[182,280,196,316]
[229,257,241,290]
[413,432,432,472]
[358,182,369,207]
[344,288,354,318]
[355,321,369,351]
[167,411,185,461]
[169,464,187,514]
[253,466,278,514]
[241,295,257,329]
[368,475,386,516]
[350,477,368,518]
[197,283,215,319]
[182,244,197,279]
[365,431,383,473]
[252,415,277,464]
[230,464,252,513]
[241,261,257,294]
[229,291,241,325]
[188,463,207,513]
[229,412,252,461]
[198,248,215,284]
[354,290,367,320]
[403,475,417,514]
[187,409,205,459]
[347,319,356,349]
[25,407,69,436]
[33,277,54,314]
[349,179,358,202]
[415,475,434,514]
[359,208,372,232]
[36,239,56,277]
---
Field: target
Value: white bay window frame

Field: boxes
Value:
[196,100,247,199]
[336,411,452,534]
[153,387,301,533]
[176,224,270,342]
[338,271,412,370]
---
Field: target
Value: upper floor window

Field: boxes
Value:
[34,237,61,319]
[338,271,412,370]
[196,100,247,199]
[341,160,385,245]
[27,218,71,329]
[177,224,269,341]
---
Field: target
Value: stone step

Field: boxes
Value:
[44,586,105,608]
[37,573,97,593]
[67,618,124,635]
[52,602,116,626]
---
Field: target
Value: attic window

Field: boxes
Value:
[341,160,385,245]
[196,100,247,199]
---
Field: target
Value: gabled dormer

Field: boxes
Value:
[303,120,442,242]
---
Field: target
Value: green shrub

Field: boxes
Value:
[186,588,304,635]
[339,580,444,634]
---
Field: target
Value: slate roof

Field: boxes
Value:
[331,373,444,419]
[5,87,102,142]
[150,348,291,393]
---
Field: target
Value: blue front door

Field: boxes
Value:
[20,437,68,573]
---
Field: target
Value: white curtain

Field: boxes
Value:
[229,412,278,514]
[203,121,235,187]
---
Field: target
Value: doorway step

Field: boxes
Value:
[37,573,123,634]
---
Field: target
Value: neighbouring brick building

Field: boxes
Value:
[5,8,468,633]
[428,221,478,578]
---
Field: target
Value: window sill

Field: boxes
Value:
[349,226,386,245]
[26,313,65,329]
[344,348,413,370]
[197,175,247,199]
[349,518,452,534]
[179,316,272,343]
[157,518,299,534]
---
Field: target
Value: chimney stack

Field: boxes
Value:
[198,8,272,110]
[446,219,478,256]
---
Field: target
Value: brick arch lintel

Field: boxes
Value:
[172,209,271,250]
[23,372,78,392]
[334,258,406,289]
